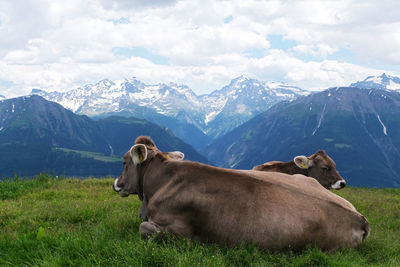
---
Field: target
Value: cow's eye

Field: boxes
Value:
[322,167,329,171]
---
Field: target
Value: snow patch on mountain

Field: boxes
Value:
[387,80,400,90]
[377,115,387,135]
[312,104,326,136]
[350,73,400,91]
[30,75,308,136]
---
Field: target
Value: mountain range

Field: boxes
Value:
[30,76,307,148]
[2,73,400,187]
[0,95,207,177]
[203,86,400,187]
[29,73,400,147]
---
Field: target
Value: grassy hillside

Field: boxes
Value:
[54,148,122,162]
[1,175,399,266]
[0,143,123,177]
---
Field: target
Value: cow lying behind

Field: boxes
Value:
[113,136,369,251]
[252,150,347,190]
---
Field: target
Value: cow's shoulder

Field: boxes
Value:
[291,174,323,188]
[247,171,328,197]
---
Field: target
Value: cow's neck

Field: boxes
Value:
[141,155,172,201]
[286,161,309,176]
[137,160,148,201]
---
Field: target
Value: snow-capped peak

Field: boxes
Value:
[233,74,250,81]
[30,75,306,136]
[96,78,114,87]
[350,73,400,91]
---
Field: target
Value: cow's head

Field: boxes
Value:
[112,136,184,198]
[294,150,346,189]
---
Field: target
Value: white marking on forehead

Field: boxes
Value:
[331,179,346,189]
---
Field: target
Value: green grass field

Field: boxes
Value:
[1,174,399,266]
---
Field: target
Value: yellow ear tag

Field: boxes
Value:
[166,154,171,159]
[139,154,143,162]
[300,163,307,168]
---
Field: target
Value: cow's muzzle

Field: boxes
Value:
[113,178,122,192]
[331,179,346,189]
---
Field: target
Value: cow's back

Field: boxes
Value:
[253,161,307,176]
[146,162,368,251]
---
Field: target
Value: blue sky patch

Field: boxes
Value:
[290,47,360,64]
[267,34,360,65]
[112,47,170,65]
[328,48,359,65]
[362,61,400,73]
[292,53,320,62]
[0,79,14,88]
[268,34,297,50]
[108,17,130,25]
[224,15,233,24]
[244,47,268,59]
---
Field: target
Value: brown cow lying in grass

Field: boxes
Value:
[253,150,347,190]
[113,136,369,251]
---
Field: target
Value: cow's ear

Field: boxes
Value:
[294,156,312,169]
[130,144,148,165]
[164,151,184,160]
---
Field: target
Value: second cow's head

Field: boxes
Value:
[294,150,346,189]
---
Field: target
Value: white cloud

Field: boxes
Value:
[0,0,399,97]
[291,44,338,58]
[98,0,179,10]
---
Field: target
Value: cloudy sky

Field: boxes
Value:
[1,0,399,97]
